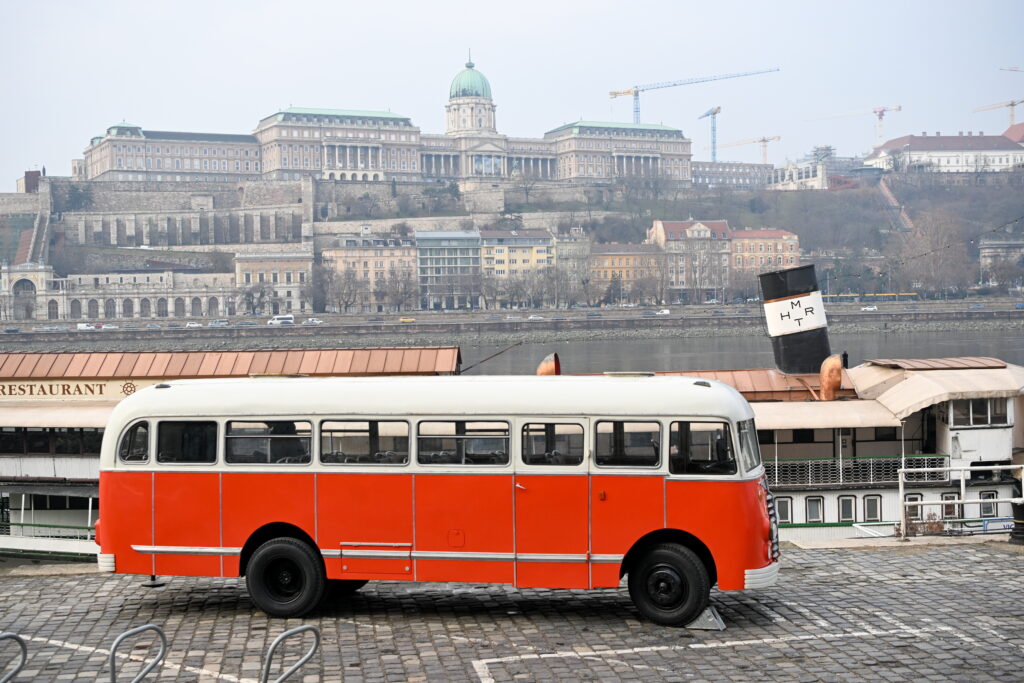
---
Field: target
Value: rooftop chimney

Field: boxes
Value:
[958,131,963,136]
[980,131,984,135]
[759,265,831,374]
[921,131,927,136]
[968,131,973,136]
[935,131,941,136]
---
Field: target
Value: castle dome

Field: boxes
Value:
[449,61,492,99]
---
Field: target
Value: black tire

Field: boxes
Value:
[323,578,369,602]
[246,537,326,617]
[627,543,710,626]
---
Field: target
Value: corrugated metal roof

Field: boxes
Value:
[865,357,1006,370]
[0,347,460,380]
[654,368,856,402]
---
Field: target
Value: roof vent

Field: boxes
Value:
[155,383,170,389]
[693,380,711,387]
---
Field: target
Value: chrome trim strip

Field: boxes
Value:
[340,541,412,547]
[516,553,588,563]
[744,561,781,589]
[131,545,242,556]
[413,551,514,561]
[321,549,341,558]
[340,550,411,560]
[590,554,624,563]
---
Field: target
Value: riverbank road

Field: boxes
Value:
[1,543,1021,681]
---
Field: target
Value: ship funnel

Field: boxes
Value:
[758,265,831,374]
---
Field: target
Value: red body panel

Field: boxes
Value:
[666,479,771,589]
[100,471,153,575]
[590,475,664,587]
[514,474,589,588]
[221,473,316,549]
[317,473,413,579]
[413,474,514,582]
[154,472,220,576]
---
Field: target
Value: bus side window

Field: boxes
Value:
[521,423,584,466]
[320,420,409,465]
[157,421,218,464]
[225,420,311,464]
[417,421,509,465]
[594,421,660,468]
[669,421,736,475]
[118,421,150,463]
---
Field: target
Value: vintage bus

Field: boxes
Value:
[96,375,780,626]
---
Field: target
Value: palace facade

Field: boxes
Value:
[76,61,693,186]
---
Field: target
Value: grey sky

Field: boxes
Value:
[2,0,1021,186]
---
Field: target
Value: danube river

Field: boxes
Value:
[461,329,1024,375]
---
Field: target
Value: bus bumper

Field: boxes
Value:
[744,561,779,589]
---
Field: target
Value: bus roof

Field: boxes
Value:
[106,375,753,425]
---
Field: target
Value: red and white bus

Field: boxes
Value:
[97,374,779,625]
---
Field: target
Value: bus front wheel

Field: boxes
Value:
[247,537,326,617]
[627,543,709,626]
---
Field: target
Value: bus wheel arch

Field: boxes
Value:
[621,528,717,587]
[239,522,320,577]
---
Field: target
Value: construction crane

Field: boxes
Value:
[973,99,1024,126]
[698,107,722,162]
[810,106,902,142]
[609,68,779,124]
[718,136,781,164]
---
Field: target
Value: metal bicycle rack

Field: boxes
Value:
[260,625,321,683]
[108,624,167,682]
[0,633,27,683]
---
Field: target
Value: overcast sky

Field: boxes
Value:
[2,0,1021,187]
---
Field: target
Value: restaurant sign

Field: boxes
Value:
[0,379,160,400]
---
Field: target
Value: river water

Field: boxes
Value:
[461,329,1024,375]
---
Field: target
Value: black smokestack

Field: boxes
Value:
[759,265,831,374]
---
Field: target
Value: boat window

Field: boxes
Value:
[864,495,881,522]
[521,423,584,466]
[838,495,856,523]
[226,420,311,464]
[805,496,824,523]
[417,421,509,465]
[941,492,960,519]
[157,421,217,464]
[905,493,923,521]
[321,420,409,465]
[952,400,971,426]
[775,496,792,524]
[979,490,997,518]
[118,421,150,463]
[595,421,660,468]
[989,399,1008,425]
[668,421,735,475]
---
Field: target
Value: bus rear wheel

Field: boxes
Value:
[247,537,325,617]
[627,543,709,626]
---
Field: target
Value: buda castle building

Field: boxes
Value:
[76,61,693,186]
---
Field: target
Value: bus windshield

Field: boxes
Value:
[736,419,762,472]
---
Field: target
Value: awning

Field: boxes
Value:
[0,401,118,428]
[867,367,1024,419]
[752,400,901,430]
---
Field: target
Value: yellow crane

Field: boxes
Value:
[973,99,1024,126]
[717,136,781,164]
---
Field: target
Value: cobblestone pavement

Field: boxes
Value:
[1,544,1022,682]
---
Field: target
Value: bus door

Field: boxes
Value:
[589,419,666,587]
[412,420,515,584]
[514,421,589,588]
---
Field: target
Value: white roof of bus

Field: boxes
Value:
[106,375,754,423]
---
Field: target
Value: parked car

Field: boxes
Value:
[505,314,522,320]
[207,319,230,327]
[711,310,726,316]
[656,309,671,316]
[485,314,502,320]
[586,311,603,318]
[860,305,878,312]
[166,322,182,328]
[1015,303,1024,310]
[368,316,384,322]
[101,324,119,330]
[399,317,416,323]
[236,320,258,327]
[527,315,545,321]
[968,303,985,310]
[301,318,324,326]
[145,323,161,329]
[641,311,656,317]
[122,324,138,329]
[551,316,567,321]
[185,321,202,329]
[268,314,295,325]
[3,328,20,334]
[76,323,97,331]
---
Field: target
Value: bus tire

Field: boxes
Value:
[246,537,325,618]
[627,543,709,626]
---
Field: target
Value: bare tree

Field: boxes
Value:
[896,210,971,294]
[327,268,367,313]
[383,267,418,312]
[239,282,275,315]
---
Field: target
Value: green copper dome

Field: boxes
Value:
[449,61,492,99]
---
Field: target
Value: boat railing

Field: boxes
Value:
[765,454,949,488]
